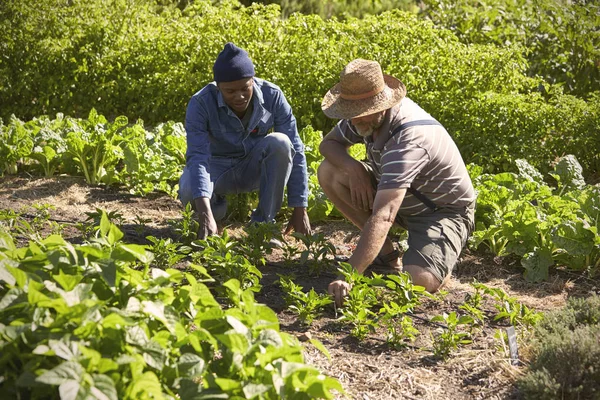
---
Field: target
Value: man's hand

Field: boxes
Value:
[284,207,311,235]
[197,211,218,239]
[194,197,218,240]
[328,279,352,307]
[349,163,375,211]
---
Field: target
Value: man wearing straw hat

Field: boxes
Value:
[179,42,311,239]
[319,59,476,306]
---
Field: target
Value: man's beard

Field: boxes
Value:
[355,126,375,137]
[354,113,385,137]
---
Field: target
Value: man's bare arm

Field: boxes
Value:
[348,187,407,273]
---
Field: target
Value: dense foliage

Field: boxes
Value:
[517,295,600,399]
[420,0,600,97]
[1,0,599,177]
[0,213,343,399]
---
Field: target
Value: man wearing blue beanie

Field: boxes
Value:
[179,42,311,239]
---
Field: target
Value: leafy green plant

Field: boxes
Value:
[0,211,342,399]
[239,222,283,267]
[0,115,33,175]
[431,312,474,359]
[292,232,337,276]
[336,263,380,340]
[279,275,333,325]
[458,286,486,326]
[192,231,262,297]
[64,109,126,185]
[146,236,188,269]
[472,283,542,328]
[171,202,199,246]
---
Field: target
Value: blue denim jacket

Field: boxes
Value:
[184,78,308,207]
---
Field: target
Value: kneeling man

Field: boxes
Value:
[318,59,476,306]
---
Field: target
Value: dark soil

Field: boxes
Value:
[2,174,598,400]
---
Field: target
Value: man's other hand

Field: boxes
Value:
[328,279,351,307]
[285,207,311,236]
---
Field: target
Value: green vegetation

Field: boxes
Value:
[1,0,598,177]
[517,295,600,399]
[0,213,344,399]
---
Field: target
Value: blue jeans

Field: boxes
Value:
[179,132,295,223]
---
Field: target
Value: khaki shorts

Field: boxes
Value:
[395,207,474,283]
[363,161,475,283]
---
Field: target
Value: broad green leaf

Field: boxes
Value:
[42,234,68,248]
[243,383,271,398]
[125,371,163,400]
[91,374,118,400]
[0,230,16,251]
[0,288,25,311]
[522,247,554,282]
[59,379,85,400]
[36,361,85,386]
[48,339,80,361]
[214,332,249,353]
[177,353,205,377]
[6,265,27,288]
[113,244,153,264]
[551,220,595,255]
[225,315,249,336]
[308,339,331,360]
[214,378,242,392]
[54,269,83,291]
[142,300,176,334]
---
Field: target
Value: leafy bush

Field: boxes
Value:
[0,214,343,399]
[2,0,599,177]
[420,0,600,97]
[517,295,600,399]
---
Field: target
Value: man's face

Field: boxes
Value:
[351,110,386,137]
[218,78,254,115]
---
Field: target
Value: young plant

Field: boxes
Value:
[64,109,126,185]
[431,312,475,359]
[146,236,188,269]
[458,286,487,326]
[472,282,543,328]
[336,263,380,340]
[193,231,262,297]
[279,275,333,325]
[171,202,199,245]
[292,232,337,276]
[239,222,283,266]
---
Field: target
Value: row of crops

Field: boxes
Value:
[2,194,599,398]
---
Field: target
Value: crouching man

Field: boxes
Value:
[318,59,476,306]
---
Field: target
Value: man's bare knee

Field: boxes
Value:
[317,159,335,186]
[403,264,443,293]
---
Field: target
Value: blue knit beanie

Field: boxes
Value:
[213,43,255,83]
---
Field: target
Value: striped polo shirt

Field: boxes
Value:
[333,97,476,216]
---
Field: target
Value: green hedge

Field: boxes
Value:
[1,0,598,177]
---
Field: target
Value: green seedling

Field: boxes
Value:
[146,236,188,269]
[292,232,337,276]
[238,221,283,266]
[472,282,542,328]
[279,275,333,325]
[431,312,474,359]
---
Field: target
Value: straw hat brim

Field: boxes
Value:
[321,74,407,120]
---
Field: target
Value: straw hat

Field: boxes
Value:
[322,59,406,120]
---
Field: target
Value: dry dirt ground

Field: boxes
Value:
[1,175,599,400]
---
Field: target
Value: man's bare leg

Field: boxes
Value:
[318,159,396,256]
[403,264,445,292]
